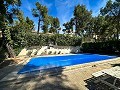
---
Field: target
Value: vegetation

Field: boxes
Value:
[63,0,120,42]
[32,2,60,34]
[49,16,60,34]
[0,0,21,57]
[0,0,119,58]
[100,0,120,40]
[63,5,92,38]
[63,21,73,34]
[24,33,81,47]
[79,0,120,54]
[81,40,120,55]
[11,11,34,48]
[32,2,49,33]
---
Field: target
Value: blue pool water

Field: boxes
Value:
[18,54,117,74]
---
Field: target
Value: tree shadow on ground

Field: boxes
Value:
[0,60,17,80]
[0,59,16,69]
[111,63,120,67]
[0,63,79,90]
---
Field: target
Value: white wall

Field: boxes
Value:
[18,46,80,56]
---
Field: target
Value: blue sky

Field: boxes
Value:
[20,0,115,31]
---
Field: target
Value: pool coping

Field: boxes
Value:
[0,54,120,82]
[64,57,120,71]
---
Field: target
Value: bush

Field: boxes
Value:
[81,40,120,54]
[52,34,81,46]
[24,33,81,47]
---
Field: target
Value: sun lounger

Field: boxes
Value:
[92,66,120,90]
[92,70,110,83]
[92,71,104,77]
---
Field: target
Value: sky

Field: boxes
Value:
[20,0,115,32]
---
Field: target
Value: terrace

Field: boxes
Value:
[0,55,120,90]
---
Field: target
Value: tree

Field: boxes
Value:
[49,17,60,34]
[11,12,35,48]
[26,17,34,31]
[42,25,48,33]
[82,17,95,42]
[0,0,21,57]
[100,0,120,40]
[32,2,48,33]
[73,5,92,37]
[63,21,73,34]
[92,16,110,41]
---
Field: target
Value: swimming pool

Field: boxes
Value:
[18,54,117,74]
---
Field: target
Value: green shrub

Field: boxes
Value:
[13,47,24,56]
[81,40,120,54]
[23,33,81,47]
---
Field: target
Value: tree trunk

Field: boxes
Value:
[116,20,119,40]
[1,30,15,58]
[6,43,15,58]
[37,17,40,34]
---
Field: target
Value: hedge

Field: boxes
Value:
[81,40,120,54]
[12,33,81,48]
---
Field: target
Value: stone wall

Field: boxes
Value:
[18,46,80,56]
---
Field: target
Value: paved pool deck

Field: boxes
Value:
[0,55,120,90]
